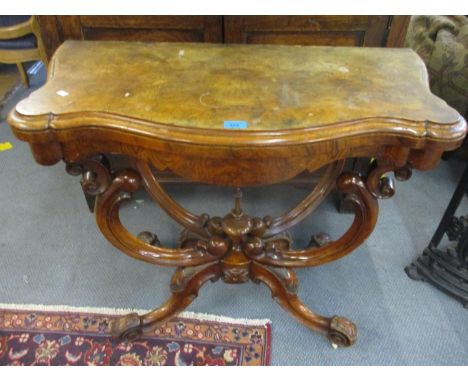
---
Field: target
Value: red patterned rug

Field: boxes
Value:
[0,304,271,366]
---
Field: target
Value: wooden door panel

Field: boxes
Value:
[224,16,391,47]
[37,16,409,60]
[37,16,223,59]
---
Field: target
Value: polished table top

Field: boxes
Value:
[10,41,464,138]
[8,41,467,186]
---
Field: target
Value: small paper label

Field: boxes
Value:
[224,121,248,129]
[0,142,13,152]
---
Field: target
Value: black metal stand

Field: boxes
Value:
[405,164,468,308]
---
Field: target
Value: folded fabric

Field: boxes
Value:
[405,15,468,119]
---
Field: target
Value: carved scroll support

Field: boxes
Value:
[247,171,379,268]
[363,145,446,201]
[135,160,210,238]
[62,155,415,347]
[366,160,413,199]
[94,169,225,267]
[365,146,413,199]
[65,155,112,212]
[371,145,444,204]
[265,160,345,237]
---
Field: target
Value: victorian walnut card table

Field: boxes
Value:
[8,41,467,347]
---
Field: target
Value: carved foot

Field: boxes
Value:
[251,262,357,347]
[110,312,142,340]
[327,316,357,348]
[110,263,221,340]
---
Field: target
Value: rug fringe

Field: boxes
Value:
[0,302,271,326]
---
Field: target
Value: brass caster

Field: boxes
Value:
[327,316,357,348]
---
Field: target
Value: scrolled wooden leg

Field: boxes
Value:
[110,262,222,340]
[95,169,222,267]
[251,262,357,347]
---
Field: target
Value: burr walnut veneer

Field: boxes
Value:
[8,41,467,347]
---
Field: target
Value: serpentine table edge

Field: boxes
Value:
[7,41,467,347]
